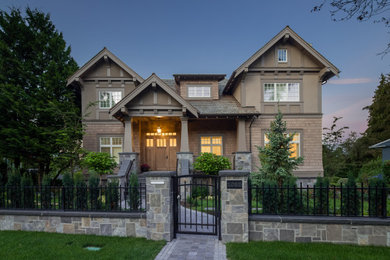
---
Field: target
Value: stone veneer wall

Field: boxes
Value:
[0,210,146,237]
[249,215,390,246]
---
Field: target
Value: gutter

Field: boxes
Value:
[249,115,257,153]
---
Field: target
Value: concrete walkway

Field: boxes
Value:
[155,234,226,260]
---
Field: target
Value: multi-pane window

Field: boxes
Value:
[99,91,122,109]
[188,85,211,98]
[264,133,300,158]
[278,49,287,62]
[200,136,222,156]
[264,83,299,102]
[100,137,123,163]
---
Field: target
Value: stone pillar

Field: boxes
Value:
[123,119,133,153]
[116,152,139,186]
[234,152,252,172]
[219,170,249,243]
[237,118,247,152]
[144,171,175,241]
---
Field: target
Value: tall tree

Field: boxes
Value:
[252,111,303,186]
[0,8,81,183]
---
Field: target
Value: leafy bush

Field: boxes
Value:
[89,172,100,210]
[193,153,231,175]
[280,177,302,214]
[41,175,52,209]
[82,152,117,175]
[382,160,390,185]
[368,178,387,217]
[62,172,74,209]
[74,172,87,210]
[341,175,360,216]
[7,171,21,208]
[106,180,119,210]
[262,180,279,214]
[191,185,209,199]
[314,177,329,215]
[128,173,139,210]
[186,196,198,206]
[358,157,383,184]
[21,175,34,208]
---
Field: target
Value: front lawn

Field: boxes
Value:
[226,241,390,260]
[0,231,165,260]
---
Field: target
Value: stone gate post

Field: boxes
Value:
[219,170,249,242]
[144,171,175,241]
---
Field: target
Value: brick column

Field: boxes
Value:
[144,171,175,241]
[219,170,249,242]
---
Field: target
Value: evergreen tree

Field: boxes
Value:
[252,111,303,186]
[74,172,87,210]
[341,174,360,216]
[0,8,81,183]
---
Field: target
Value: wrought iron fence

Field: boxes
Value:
[0,185,146,212]
[249,182,389,218]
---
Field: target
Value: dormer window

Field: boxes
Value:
[187,85,211,98]
[278,49,287,63]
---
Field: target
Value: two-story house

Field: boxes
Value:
[67,26,339,185]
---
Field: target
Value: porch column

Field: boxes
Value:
[235,118,252,171]
[237,118,247,152]
[180,117,189,152]
[124,119,133,153]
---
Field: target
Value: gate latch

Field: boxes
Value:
[177,195,181,200]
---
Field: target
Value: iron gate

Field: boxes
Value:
[173,174,221,238]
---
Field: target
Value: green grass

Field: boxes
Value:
[226,241,390,260]
[0,231,165,260]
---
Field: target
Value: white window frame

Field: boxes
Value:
[187,85,211,98]
[200,136,223,155]
[264,132,301,157]
[278,49,287,63]
[263,83,299,102]
[99,137,123,162]
[99,91,122,109]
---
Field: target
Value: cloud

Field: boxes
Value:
[327,78,373,85]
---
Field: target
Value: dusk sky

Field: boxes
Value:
[1,0,388,137]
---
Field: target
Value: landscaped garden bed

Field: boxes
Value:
[0,231,165,260]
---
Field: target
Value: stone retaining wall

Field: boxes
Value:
[250,215,390,246]
[0,210,146,238]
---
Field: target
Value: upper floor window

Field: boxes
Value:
[100,137,123,163]
[278,49,287,62]
[264,133,300,158]
[200,136,222,155]
[99,91,122,109]
[188,85,211,98]
[264,83,299,102]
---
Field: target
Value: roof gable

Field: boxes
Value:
[224,26,340,94]
[110,73,199,118]
[67,47,144,85]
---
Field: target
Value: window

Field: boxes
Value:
[188,85,211,98]
[264,133,300,158]
[278,49,287,62]
[100,137,123,163]
[200,136,222,155]
[264,83,299,102]
[99,91,122,109]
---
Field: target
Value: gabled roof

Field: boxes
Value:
[223,26,340,94]
[369,138,390,149]
[67,47,144,86]
[110,73,199,118]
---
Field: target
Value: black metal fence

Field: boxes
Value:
[0,185,146,212]
[249,183,389,218]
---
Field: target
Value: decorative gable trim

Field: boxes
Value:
[109,73,199,118]
[67,47,144,86]
[223,26,340,94]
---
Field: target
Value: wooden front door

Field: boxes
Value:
[145,132,178,171]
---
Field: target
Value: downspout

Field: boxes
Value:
[249,115,256,153]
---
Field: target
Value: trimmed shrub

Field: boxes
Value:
[82,152,117,175]
[193,153,231,175]
[358,157,383,184]
[314,177,329,215]
[74,172,87,210]
[191,185,209,199]
[368,178,387,217]
[262,180,279,214]
[62,172,74,209]
[280,177,303,214]
[41,175,52,209]
[7,171,21,208]
[128,173,139,210]
[106,180,119,210]
[89,172,100,210]
[341,175,360,216]
[21,175,34,208]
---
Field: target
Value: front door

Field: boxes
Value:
[145,132,178,171]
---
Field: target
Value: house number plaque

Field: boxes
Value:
[227,180,242,189]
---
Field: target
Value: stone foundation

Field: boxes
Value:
[249,215,390,246]
[0,210,146,237]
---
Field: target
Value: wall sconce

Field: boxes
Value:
[156,126,162,134]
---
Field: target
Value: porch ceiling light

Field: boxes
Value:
[157,126,162,134]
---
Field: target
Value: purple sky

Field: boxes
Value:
[1,0,388,137]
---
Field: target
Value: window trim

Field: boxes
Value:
[199,135,223,156]
[263,83,300,102]
[277,48,288,63]
[98,90,123,109]
[187,84,212,98]
[99,136,123,163]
